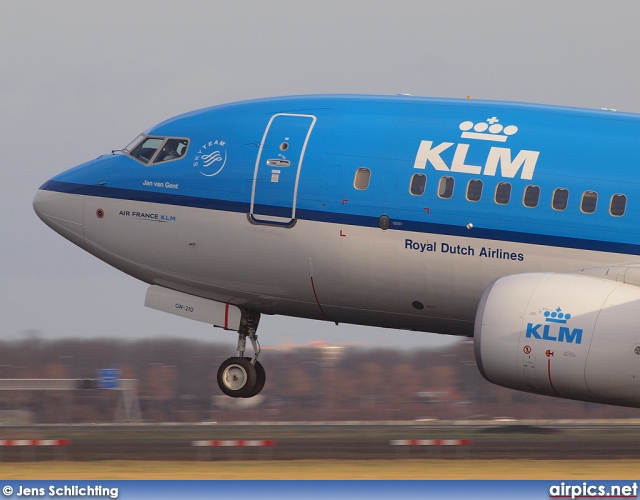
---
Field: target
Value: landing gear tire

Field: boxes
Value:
[216,308,265,398]
[217,356,257,398]
[243,360,266,398]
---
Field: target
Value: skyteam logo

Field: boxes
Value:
[526,307,583,344]
[193,139,228,177]
[413,116,539,180]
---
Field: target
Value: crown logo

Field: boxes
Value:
[544,308,571,324]
[459,117,518,143]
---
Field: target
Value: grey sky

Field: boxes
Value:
[2,1,639,349]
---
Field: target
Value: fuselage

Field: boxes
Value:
[33,95,640,337]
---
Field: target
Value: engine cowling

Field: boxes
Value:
[474,272,640,407]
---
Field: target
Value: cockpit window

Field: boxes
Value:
[157,138,188,162]
[124,134,146,154]
[126,135,189,165]
[130,137,164,164]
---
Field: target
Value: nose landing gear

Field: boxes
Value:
[216,309,266,398]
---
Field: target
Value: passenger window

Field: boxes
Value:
[438,176,454,199]
[495,182,512,205]
[523,185,540,208]
[354,168,371,190]
[610,194,627,217]
[466,179,483,202]
[581,191,597,214]
[130,137,164,164]
[552,188,569,211]
[410,174,427,196]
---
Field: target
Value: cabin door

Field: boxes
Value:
[250,113,316,226]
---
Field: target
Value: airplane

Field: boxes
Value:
[33,94,640,407]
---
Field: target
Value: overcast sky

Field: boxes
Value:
[3,0,640,350]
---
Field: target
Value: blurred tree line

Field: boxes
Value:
[0,336,637,423]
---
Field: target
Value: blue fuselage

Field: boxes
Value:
[35,95,640,336]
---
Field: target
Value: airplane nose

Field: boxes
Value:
[33,187,85,246]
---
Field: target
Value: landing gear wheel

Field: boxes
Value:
[243,360,266,398]
[217,356,257,398]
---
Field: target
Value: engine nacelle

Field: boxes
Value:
[474,273,640,407]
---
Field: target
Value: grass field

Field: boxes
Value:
[0,460,639,479]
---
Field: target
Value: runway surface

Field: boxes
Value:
[0,421,639,461]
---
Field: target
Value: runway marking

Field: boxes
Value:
[0,440,70,446]
[390,439,471,446]
[192,440,276,447]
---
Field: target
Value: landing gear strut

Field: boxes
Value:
[216,309,265,398]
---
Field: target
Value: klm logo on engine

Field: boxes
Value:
[525,308,583,344]
[413,117,540,180]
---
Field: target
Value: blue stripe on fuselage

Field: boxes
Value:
[39,180,640,256]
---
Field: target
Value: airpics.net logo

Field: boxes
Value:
[193,139,228,177]
[413,116,539,180]
[550,481,638,499]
